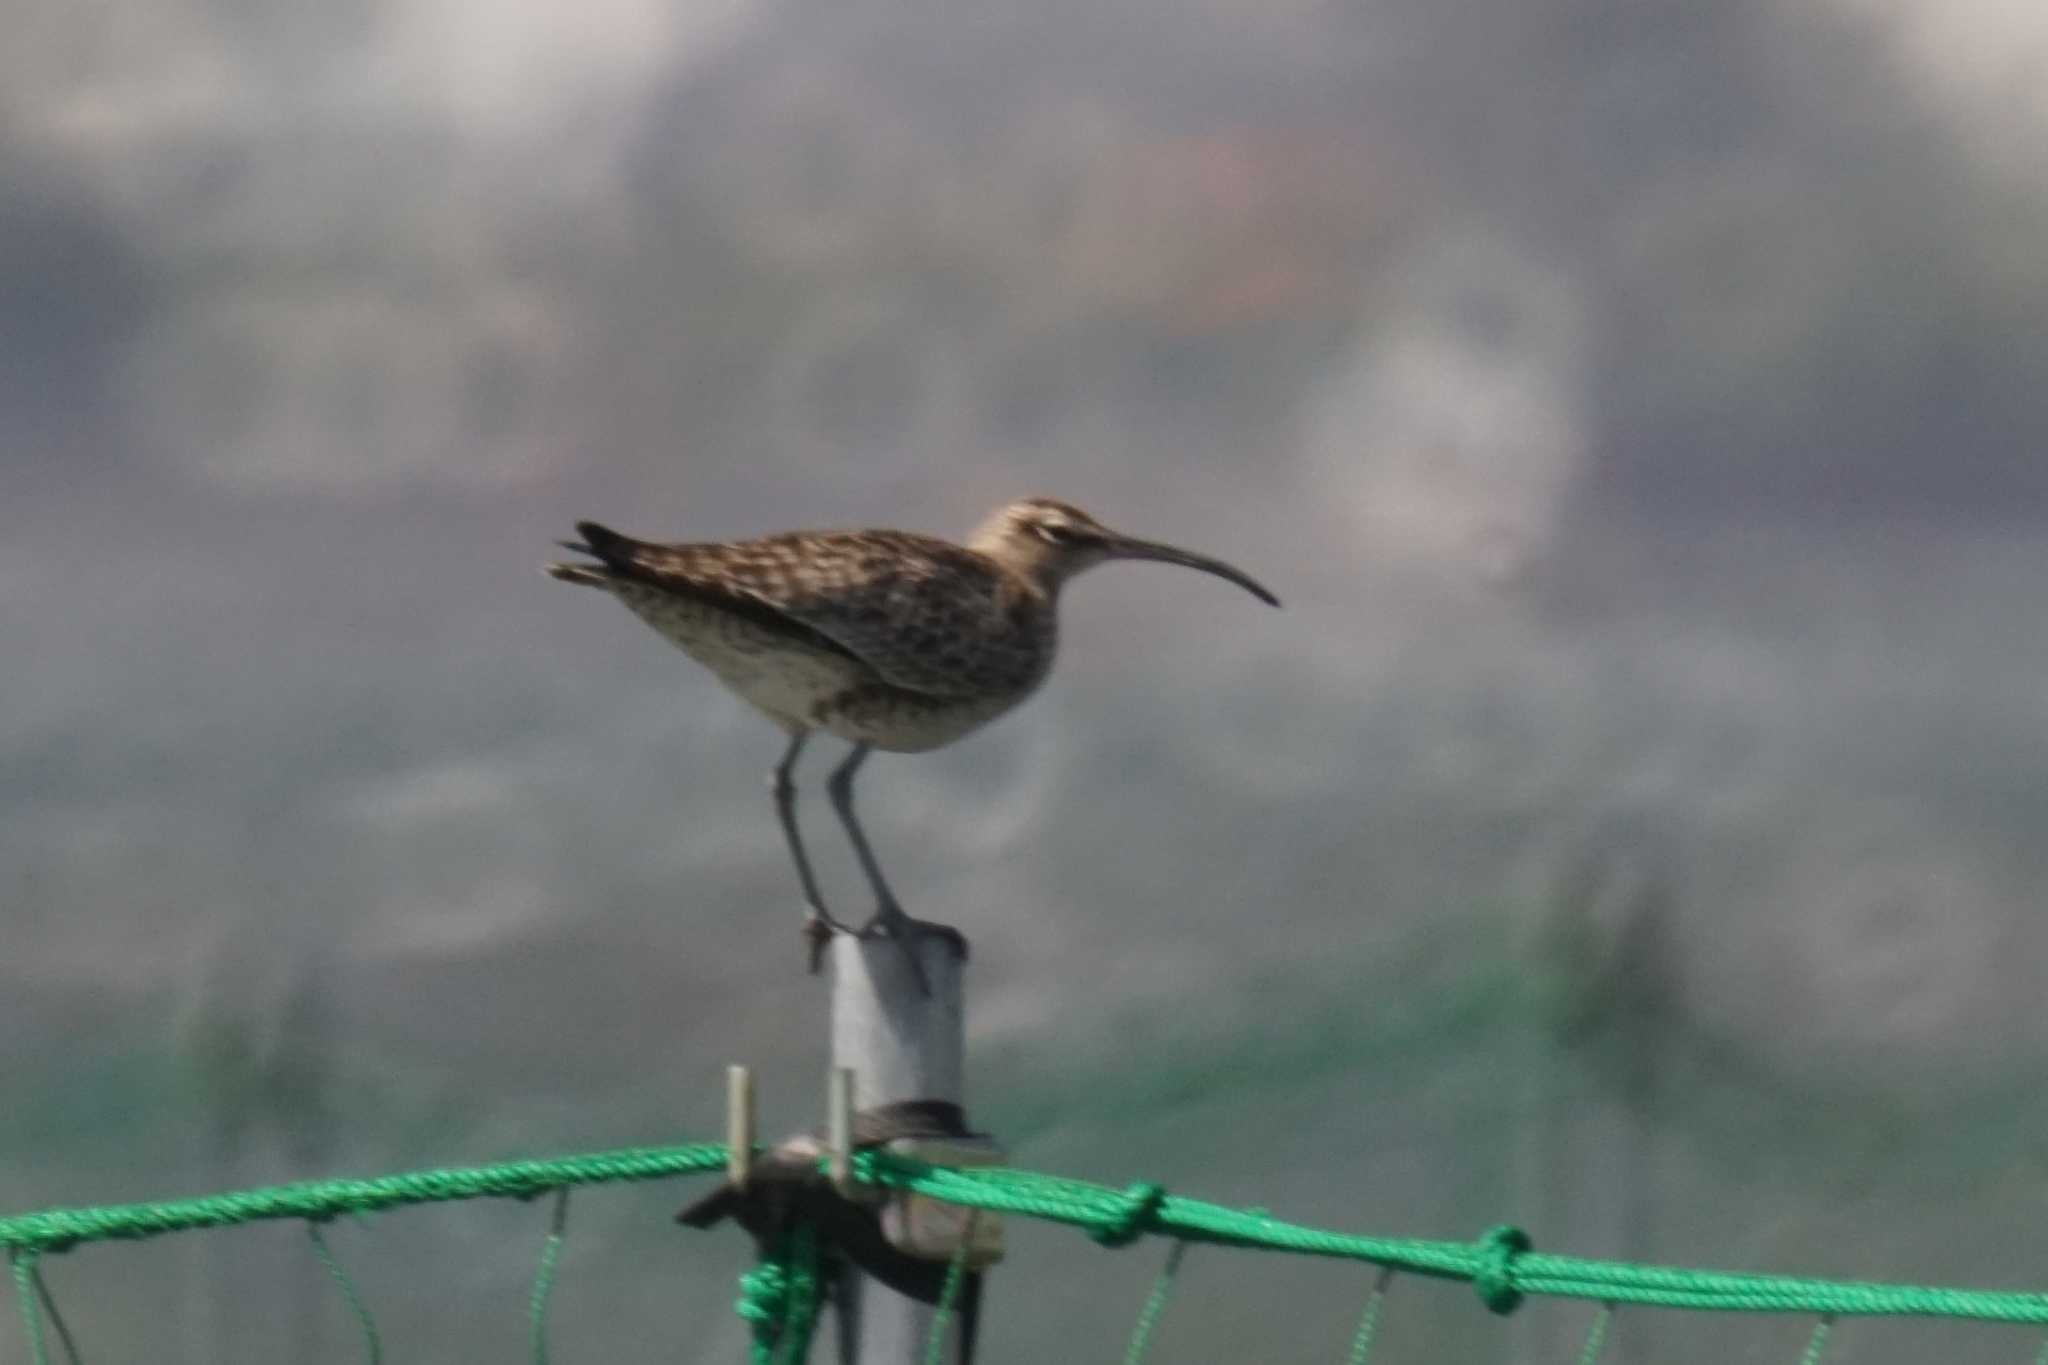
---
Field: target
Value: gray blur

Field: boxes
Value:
[6,0,2048,1359]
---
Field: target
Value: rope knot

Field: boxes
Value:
[1091,1182,1167,1248]
[1474,1224,1531,1316]
[736,1222,823,1365]
[735,1260,788,1326]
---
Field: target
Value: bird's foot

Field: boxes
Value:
[856,907,968,997]
[857,909,968,960]
[802,907,856,975]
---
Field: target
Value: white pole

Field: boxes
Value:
[829,931,969,1364]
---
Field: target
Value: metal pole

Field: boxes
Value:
[829,931,969,1364]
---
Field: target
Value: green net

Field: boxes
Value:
[7,1138,2048,1362]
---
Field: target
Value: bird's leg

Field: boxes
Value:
[825,743,904,925]
[771,729,850,973]
[824,743,967,996]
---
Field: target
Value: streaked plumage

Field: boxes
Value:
[546,496,1278,976]
[548,524,1054,751]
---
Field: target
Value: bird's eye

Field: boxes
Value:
[1033,521,1073,544]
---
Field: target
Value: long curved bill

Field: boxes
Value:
[1101,534,1281,607]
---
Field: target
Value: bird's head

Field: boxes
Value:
[967,497,1280,605]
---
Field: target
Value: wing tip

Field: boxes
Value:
[544,562,610,588]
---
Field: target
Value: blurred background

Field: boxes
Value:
[6,0,2048,1359]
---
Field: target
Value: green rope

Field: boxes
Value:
[736,1220,823,1365]
[10,1249,48,1365]
[852,1149,2048,1326]
[8,1138,2048,1342]
[1798,1315,1833,1365]
[923,1213,977,1365]
[1576,1304,1614,1365]
[0,1144,724,1254]
[528,1189,570,1365]
[775,1225,824,1365]
[306,1221,381,1364]
[1121,1240,1190,1365]
[1345,1269,1393,1365]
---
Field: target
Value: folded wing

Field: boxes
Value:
[568,523,1047,699]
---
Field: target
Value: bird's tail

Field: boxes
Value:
[543,520,638,587]
[569,520,642,562]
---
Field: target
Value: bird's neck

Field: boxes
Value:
[968,538,1070,602]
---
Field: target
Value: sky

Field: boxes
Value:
[6,0,2048,1359]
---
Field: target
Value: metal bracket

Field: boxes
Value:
[726,1064,756,1193]
[879,1135,1007,1267]
[828,1065,856,1197]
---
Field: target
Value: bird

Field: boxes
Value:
[545,496,1279,982]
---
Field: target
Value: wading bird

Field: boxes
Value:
[546,497,1278,985]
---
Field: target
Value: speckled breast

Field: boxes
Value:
[816,683,1031,753]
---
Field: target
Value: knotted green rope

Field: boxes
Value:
[1473,1225,1531,1315]
[306,1220,381,1364]
[11,1138,2048,1349]
[736,1221,824,1365]
[853,1149,2048,1326]
[1090,1183,1168,1250]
